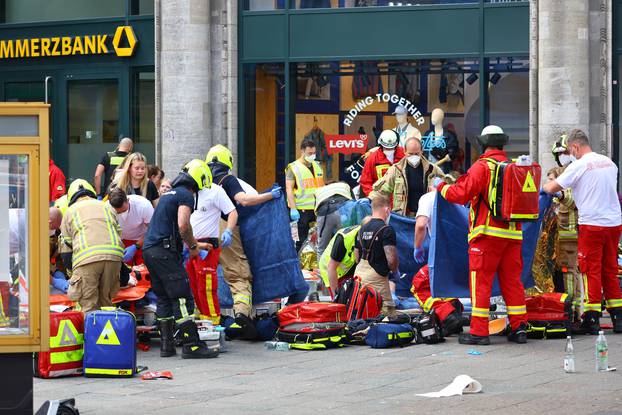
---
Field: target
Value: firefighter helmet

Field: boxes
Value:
[67,179,96,206]
[377,129,399,149]
[182,159,212,191]
[53,194,69,215]
[477,125,509,149]
[551,134,569,166]
[205,144,234,170]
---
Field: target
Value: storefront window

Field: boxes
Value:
[0,155,29,335]
[131,0,155,15]
[245,0,286,10]
[0,0,125,24]
[290,0,478,8]
[132,70,155,165]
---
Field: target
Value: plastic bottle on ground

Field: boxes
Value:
[564,336,575,373]
[596,330,608,372]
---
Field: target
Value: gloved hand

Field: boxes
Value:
[127,274,138,287]
[221,229,233,248]
[432,177,444,188]
[123,244,138,262]
[51,271,69,293]
[270,186,282,199]
[413,246,426,264]
[199,249,209,260]
[290,208,300,222]
[97,195,103,201]
[553,191,563,200]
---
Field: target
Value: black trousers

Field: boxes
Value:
[143,244,195,321]
[296,210,316,252]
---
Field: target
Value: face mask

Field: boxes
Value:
[559,154,575,166]
[383,149,395,163]
[304,154,316,163]
[407,155,421,167]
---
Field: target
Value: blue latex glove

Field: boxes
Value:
[199,249,209,260]
[432,177,443,188]
[97,195,103,201]
[51,271,69,293]
[123,244,138,262]
[290,208,300,222]
[413,246,426,264]
[221,229,233,248]
[271,186,282,199]
[553,191,562,199]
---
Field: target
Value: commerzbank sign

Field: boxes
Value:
[0,25,137,59]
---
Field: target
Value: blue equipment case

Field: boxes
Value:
[83,307,137,377]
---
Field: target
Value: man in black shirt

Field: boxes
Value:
[93,137,133,196]
[354,194,398,317]
[142,159,217,359]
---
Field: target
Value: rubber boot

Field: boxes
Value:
[458,333,491,345]
[441,311,463,337]
[158,319,176,358]
[176,320,219,359]
[580,311,600,335]
[507,323,528,344]
[233,313,258,341]
[609,308,622,333]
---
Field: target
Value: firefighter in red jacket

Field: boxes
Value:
[49,159,66,203]
[359,130,405,196]
[436,125,528,345]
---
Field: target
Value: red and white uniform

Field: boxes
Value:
[437,149,527,336]
[556,152,622,314]
[116,194,153,265]
[359,147,405,196]
[411,265,459,322]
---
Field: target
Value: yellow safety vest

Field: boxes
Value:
[314,182,352,211]
[288,160,324,211]
[319,226,360,288]
[107,151,126,169]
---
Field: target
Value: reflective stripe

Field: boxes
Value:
[507,305,527,315]
[109,155,125,167]
[179,298,190,320]
[470,271,477,307]
[84,367,133,375]
[233,293,251,305]
[469,225,522,242]
[72,209,88,253]
[559,293,569,303]
[374,164,391,179]
[72,245,124,263]
[584,303,602,312]
[509,213,539,220]
[605,299,622,308]
[440,184,450,199]
[471,307,489,318]
[103,205,122,247]
[205,269,217,317]
[50,349,83,364]
[290,343,327,350]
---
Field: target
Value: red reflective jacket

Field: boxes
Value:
[49,159,67,203]
[359,147,405,196]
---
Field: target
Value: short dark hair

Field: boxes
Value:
[108,187,128,209]
[300,138,316,150]
[567,129,590,147]
[148,164,164,179]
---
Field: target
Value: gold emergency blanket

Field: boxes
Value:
[529,205,557,294]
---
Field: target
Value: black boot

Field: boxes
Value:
[441,311,463,337]
[176,320,219,359]
[580,311,601,335]
[459,333,491,345]
[158,319,176,358]
[507,323,528,344]
[609,308,622,333]
[233,313,258,341]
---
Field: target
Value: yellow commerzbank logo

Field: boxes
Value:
[0,25,137,59]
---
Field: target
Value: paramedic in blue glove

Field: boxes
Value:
[142,160,218,359]
[285,137,325,251]
[206,144,282,340]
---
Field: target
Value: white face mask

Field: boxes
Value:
[559,154,575,166]
[383,149,395,163]
[407,155,421,167]
[304,154,316,163]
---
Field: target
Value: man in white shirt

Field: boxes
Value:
[410,174,463,336]
[544,129,622,334]
[188,183,238,323]
[108,188,154,266]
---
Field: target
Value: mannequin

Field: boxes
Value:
[423,108,458,173]
[392,106,421,147]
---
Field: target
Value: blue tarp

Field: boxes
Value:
[428,193,551,298]
[235,192,308,304]
[388,213,428,297]
[338,199,372,228]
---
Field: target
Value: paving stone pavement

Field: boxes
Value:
[34,330,622,415]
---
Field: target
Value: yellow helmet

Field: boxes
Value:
[205,144,233,170]
[552,134,569,167]
[67,179,96,206]
[182,159,212,190]
[53,194,69,215]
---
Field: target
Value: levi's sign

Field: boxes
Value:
[0,26,137,60]
[326,134,369,155]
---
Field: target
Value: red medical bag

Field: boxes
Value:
[277,302,347,327]
[486,158,541,222]
[34,311,84,378]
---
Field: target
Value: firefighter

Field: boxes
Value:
[318,224,360,298]
[436,125,528,345]
[359,130,405,196]
[206,144,281,340]
[142,160,218,359]
[543,129,622,334]
[286,137,325,251]
[59,179,124,313]
[547,134,583,323]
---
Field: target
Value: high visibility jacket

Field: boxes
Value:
[49,159,66,203]
[359,146,405,196]
[315,182,352,212]
[287,160,324,210]
[319,225,360,287]
[548,166,578,241]
[437,149,522,242]
[59,197,124,268]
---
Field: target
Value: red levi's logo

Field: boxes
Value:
[326,134,368,155]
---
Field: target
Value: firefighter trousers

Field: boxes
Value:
[219,221,253,317]
[557,238,583,317]
[68,260,121,314]
[411,265,458,322]
[186,248,221,323]
[468,236,527,336]
[578,225,622,314]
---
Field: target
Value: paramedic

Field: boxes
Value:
[359,130,404,197]
[543,129,622,334]
[437,125,528,345]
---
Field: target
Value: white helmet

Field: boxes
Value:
[378,129,399,149]
[477,125,508,148]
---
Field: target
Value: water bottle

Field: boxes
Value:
[290,221,299,242]
[596,330,608,371]
[214,326,226,353]
[516,155,532,166]
[264,341,290,351]
[564,336,575,373]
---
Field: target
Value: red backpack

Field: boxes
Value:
[335,277,383,320]
[485,157,541,222]
[35,311,84,378]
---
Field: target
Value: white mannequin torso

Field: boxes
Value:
[394,122,421,147]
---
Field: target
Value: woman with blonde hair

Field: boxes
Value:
[110,152,159,206]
